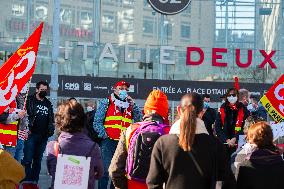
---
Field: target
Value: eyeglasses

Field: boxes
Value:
[229,94,237,97]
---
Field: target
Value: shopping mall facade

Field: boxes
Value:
[0,0,283,121]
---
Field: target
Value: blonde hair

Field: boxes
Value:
[247,121,274,149]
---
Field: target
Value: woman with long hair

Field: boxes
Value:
[146,93,233,189]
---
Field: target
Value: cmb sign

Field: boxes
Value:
[148,0,191,15]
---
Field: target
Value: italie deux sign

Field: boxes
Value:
[63,41,279,69]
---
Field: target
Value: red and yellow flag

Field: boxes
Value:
[0,22,43,114]
[260,74,284,122]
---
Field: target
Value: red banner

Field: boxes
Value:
[260,74,284,122]
[0,22,43,114]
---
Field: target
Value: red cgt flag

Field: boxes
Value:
[260,74,284,122]
[0,22,43,114]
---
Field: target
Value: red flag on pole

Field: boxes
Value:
[0,22,43,114]
[234,77,240,90]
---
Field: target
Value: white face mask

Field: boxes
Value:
[86,106,93,112]
[242,143,257,155]
[227,96,238,104]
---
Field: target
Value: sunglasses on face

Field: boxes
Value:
[229,94,237,97]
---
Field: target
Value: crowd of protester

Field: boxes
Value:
[0,80,283,189]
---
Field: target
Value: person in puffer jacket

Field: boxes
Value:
[0,143,25,189]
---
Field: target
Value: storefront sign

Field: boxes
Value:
[148,0,191,15]
[187,47,277,69]
[63,42,279,69]
[30,74,271,102]
[260,74,284,122]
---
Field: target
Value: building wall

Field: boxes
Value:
[0,0,216,81]
[256,0,283,81]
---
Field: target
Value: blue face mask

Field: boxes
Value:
[119,90,128,100]
[247,103,256,112]
[204,102,210,109]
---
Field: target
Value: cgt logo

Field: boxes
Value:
[274,84,284,114]
[148,0,191,15]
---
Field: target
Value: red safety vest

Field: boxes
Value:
[0,100,18,147]
[104,98,133,140]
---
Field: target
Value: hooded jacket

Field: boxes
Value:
[0,149,25,189]
[236,147,284,189]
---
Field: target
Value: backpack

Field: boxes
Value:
[126,121,169,182]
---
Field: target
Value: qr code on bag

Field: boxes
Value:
[62,164,84,186]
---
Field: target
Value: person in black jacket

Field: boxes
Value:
[201,94,217,136]
[236,122,284,189]
[147,93,236,189]
[85,100,101,143]
[22,81,54,184]
[215,88,248,157]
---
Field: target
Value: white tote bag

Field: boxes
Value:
[54,154,91,189]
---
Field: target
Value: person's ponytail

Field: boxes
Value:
[179,105,197,151]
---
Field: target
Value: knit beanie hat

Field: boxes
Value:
[144,90,169,119]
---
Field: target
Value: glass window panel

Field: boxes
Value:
[12,4,25,17]
[181,24,190,38]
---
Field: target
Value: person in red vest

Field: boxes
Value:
[0,99,26,156]
[93,80,142,189]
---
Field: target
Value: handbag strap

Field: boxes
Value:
[54,141,62,157]
[188,151,204,176]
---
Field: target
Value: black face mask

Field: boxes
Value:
[38,91,47,98]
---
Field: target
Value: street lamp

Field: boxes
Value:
[138,61,153,79]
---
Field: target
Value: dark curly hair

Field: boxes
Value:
[55,100,85,133]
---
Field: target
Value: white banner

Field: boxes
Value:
[54,154,91,189]
[270,122,284,141]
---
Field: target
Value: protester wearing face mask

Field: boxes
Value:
[200,94,217,136]
[238,88,250,119]
[93,80,142,189]
[247,94,267,121]
[84,100,101,143]
[21,81,54,187]
[215,88,247,157]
